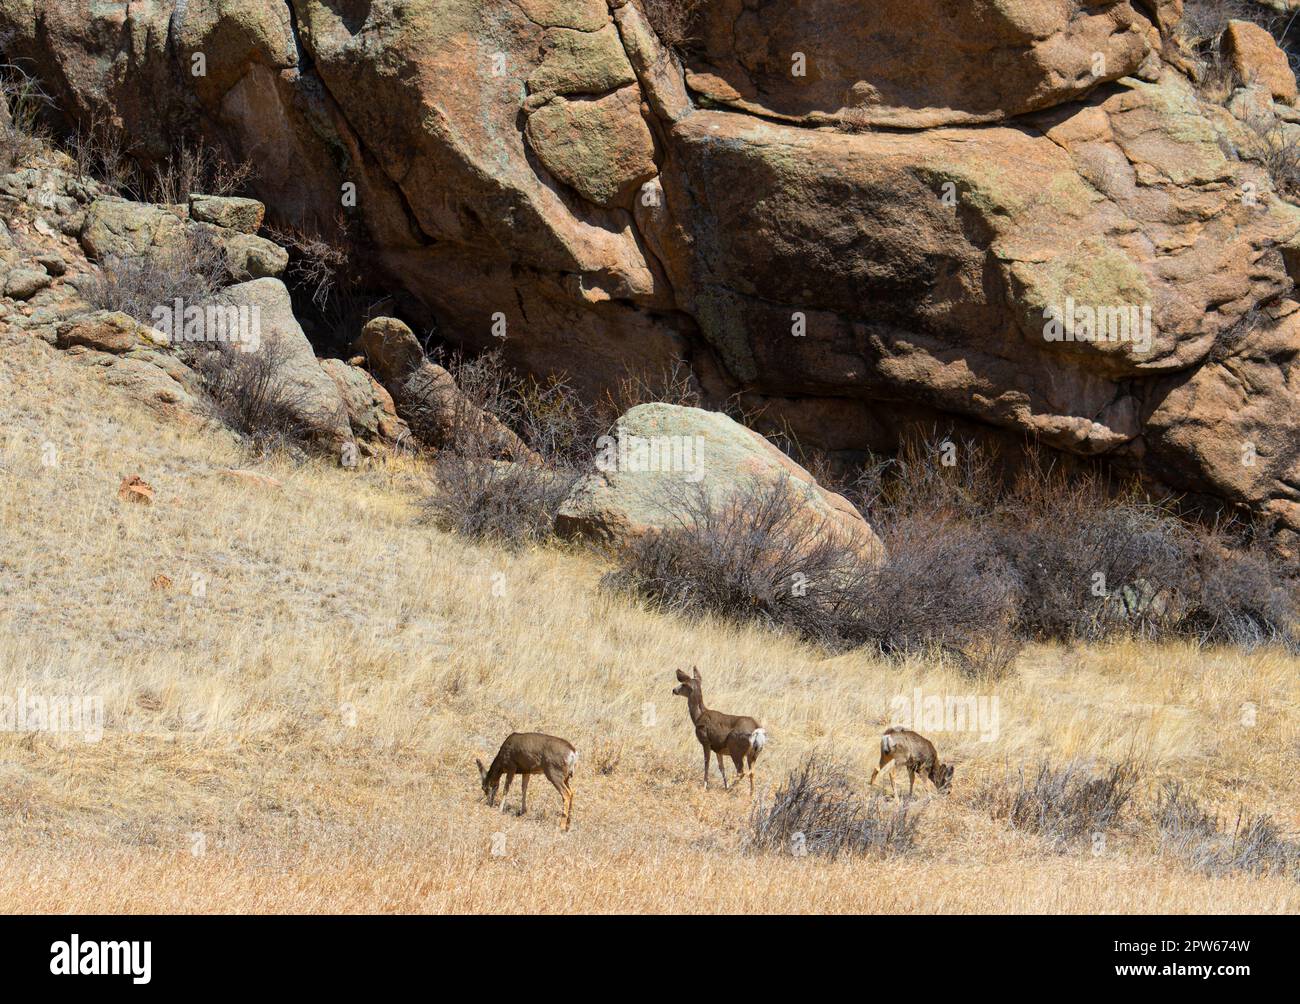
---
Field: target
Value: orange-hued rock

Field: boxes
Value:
[355,317,532,460]
[118,475,154,504]
[3,0,1298,539]
[1224,19,1298,104]
[690,0,1156,127]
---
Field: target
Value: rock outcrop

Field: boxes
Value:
[2,1,1299,544]
[355,316,531,460]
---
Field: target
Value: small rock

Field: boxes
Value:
[118,475,155,504]
[57,311,143,354]
[1225,19,1298,104]
[4,268,52,300]
[189,195,266,234]
[35,253,66,277]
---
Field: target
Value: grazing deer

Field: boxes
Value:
[476,732,578,831]
[672,667,766,796]
[869,726,953,798]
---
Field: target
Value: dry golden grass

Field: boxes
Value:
[1,329,1298,913]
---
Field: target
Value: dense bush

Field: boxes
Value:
[605,477,867,645]
[603,430,1298,660]
[635,0,706,56]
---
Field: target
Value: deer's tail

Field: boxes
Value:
[749,727,767,755]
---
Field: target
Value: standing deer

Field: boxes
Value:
[476,732,578,831]
[671,667,766,796]
[869,726,954,798]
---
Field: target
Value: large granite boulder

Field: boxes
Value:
[556,402,884,559]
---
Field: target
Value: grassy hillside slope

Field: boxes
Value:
[1,329,1297,913]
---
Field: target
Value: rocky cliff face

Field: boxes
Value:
[2,1,1299,545]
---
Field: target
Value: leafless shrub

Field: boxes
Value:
[1155,782,1300,879]
[193,335,312,453]
[842,516,1022,673]
[264,216,352,312]
[66,113,141,194]
[995,495,1193,642]
[81,227,232,323]
[148,141,256,205]
[976,759,1138,850]
[1178,0,1296,103]
[836,106,874,135]
[0,58,51,170]
[635,0,707,56]
[1180,0,1284,49]
[605,476,869,646]
[748,757,920,858]
[846,432,1005,526]
[1181,535,1299,652]
[437,347,604,466]
[1240,112,1300,201]
[420,451,580,548]
[605,358,703,415]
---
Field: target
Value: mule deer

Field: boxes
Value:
[476,732,577,831]
[672,667,766,795]
[869,726,953,798]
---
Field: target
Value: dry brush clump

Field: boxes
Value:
[191,335,313,454]
[82,227,233,323]
[844,435,1299,653]
[975,759,1139,851]
[1154,782,1300,881]
[0,55,51,170]
[635,0,707,57]
[748,757,920,859]
[1177,0,1292,102]
[605,476,870,646]
[421,453,579,548]
[420,349,598,547]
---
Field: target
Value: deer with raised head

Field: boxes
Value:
[476,732,578,831]
[672,667,766,795]
[869,726,953,798]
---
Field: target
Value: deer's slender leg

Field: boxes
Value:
[499,772,514,812]
[563,783,573,832]
[519,773,529,815]
[702,745,710,788]
[716,751,728,790]
[544,766,569,828]
[875,758,897,797]
[907,767,916,799]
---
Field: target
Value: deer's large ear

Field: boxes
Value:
[475,758,486,783]
[675,669,690,683]
[693,666,701,680]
